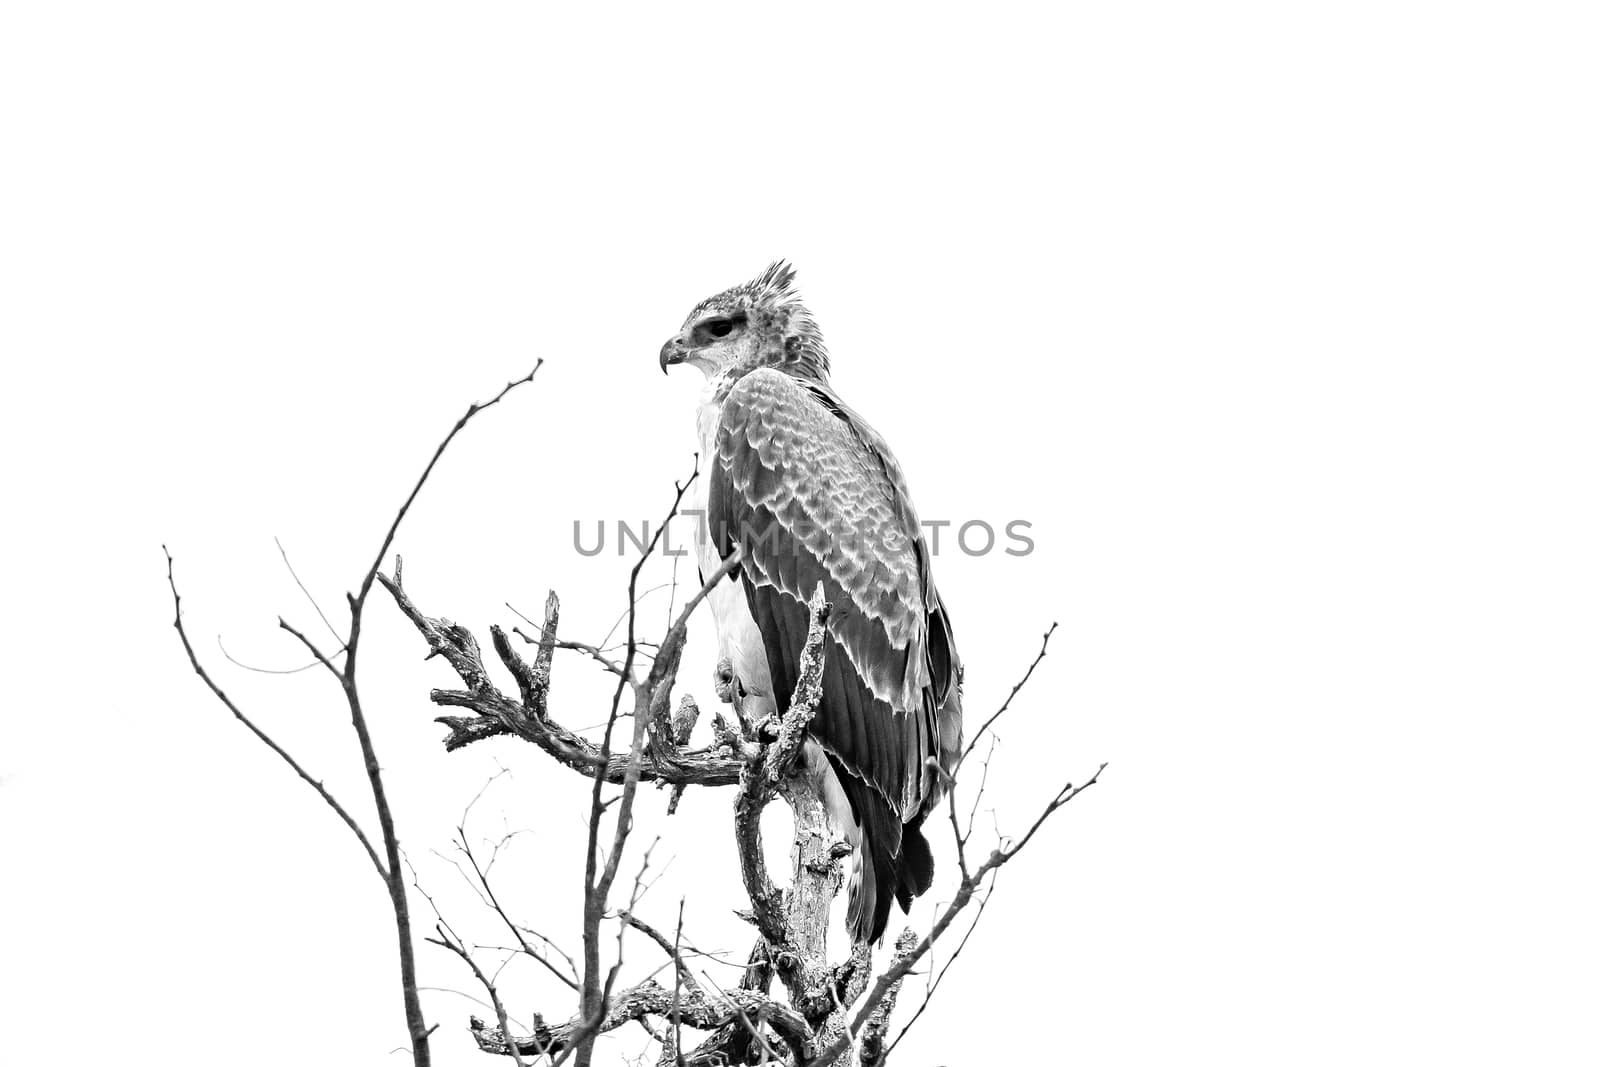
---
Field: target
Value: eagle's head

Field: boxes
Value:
[659,260,830,383]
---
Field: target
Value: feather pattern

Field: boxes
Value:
[706,366,963,941]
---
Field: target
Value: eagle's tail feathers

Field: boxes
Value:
[825,752,938,944]
[896,816,935,910]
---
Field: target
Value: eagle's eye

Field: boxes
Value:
[692,313,746,346]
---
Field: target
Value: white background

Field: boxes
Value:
[2,3,1596,1064]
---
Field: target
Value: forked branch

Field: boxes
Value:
[167,365,543,1067]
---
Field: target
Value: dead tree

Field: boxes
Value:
[168,369,1104,1066]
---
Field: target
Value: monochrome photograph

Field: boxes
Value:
[1,4,1594,1064]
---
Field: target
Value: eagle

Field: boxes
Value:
[660,261,963,943]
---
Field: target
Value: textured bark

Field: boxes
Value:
[856,931,917,1067]
[378,575,749,784]
[467,979,812,1062]
[385,566,1102,1065]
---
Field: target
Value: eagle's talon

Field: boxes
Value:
[713,658,736,704]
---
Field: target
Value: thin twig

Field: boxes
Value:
[574,470,699,1067]
[276,535,344,643]
[958,622,1058,769]
[164,548,386,882]
[168,365,543,1067]
[353,363,542,621]
[215,633,336,675]
[460,830,582,992]
[428,925,533,1067]
[883,873,998,1059]
[810,762,1109,1067]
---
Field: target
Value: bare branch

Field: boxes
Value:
[468,980,811,1064]
[428,926,534,1067]
[668,902,686,1067]
[883,873,998,1059]
[379,577,748,783]
[353,363,542,621]
[680,939,776,1066]
[164,547,386,882]
[809,761,1109,1067]
[460,828,582,992]
[733,587,832,950]
[572,468,700,1067]
[647,549,741,690]
[858,929,918,1067]
[278,615,344,681]
[171,368,543,1067]
[958,622,1058,769]
[276,535,344,643]
[215,632,335,675]
[619,910,703,1001]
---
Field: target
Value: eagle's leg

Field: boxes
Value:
[719,665,782,743]
[717,658,762,738]
[753,711,782,743]
[733,681,781,742]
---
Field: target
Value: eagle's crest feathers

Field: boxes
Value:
[686,260,830,381]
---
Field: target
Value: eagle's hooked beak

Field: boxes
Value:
[659,336,687,375]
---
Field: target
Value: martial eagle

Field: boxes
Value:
[660,262,963,943]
